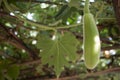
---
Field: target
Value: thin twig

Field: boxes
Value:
[18,59,41,66]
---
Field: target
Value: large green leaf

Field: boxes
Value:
[36,32,79,77]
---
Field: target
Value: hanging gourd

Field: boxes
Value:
[83,0,101,69]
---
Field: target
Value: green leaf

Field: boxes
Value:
[68,0,80,9]
[55,5,71,22]
[7,64,20,80]
[36,32,79,77]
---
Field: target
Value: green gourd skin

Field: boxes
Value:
[83,0,101,69]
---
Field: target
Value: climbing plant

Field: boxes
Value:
[0,0,120,80]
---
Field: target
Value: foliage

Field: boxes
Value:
[0,0,120,80]
[0,60,19,80]
[36,32,79,77]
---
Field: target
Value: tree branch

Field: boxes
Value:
[0,23,38,60]
[19,59,41,66]
[56,67,120,80]
[20,67,120,80]
[112,0,120,31]
[85,67,120,77]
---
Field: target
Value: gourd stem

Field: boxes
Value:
[84,0,90,13]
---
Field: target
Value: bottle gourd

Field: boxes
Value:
[83,0,101,69]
